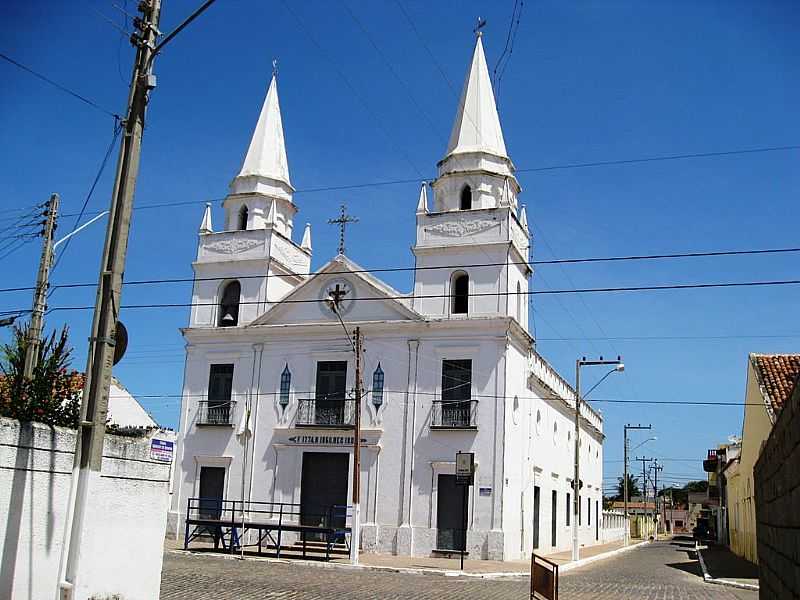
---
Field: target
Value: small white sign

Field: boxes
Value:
[150,439,174,463]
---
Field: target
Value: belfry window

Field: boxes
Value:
[218,280,241,327]
[372,363,385,409]
[459,185,472,210]
[238,205,248,230]
[279,364,291,408]
[451,272,469,314]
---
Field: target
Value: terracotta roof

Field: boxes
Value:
[750,354,800,421]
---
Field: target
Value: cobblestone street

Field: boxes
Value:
[160,538,758,599]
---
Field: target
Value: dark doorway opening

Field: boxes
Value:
[437,474,467,550]
[198,466,225,519]
[315,361,348,425]
[551,490,557,547]
[300,452,349,539]
[533,486,541,550]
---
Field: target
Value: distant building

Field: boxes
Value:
[725,354,799,564]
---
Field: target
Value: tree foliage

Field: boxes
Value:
[0,324,82,427]
[616,474,641,499]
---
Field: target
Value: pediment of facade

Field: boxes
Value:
[249,255,423,327]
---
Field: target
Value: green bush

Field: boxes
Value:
[0,324,82,427]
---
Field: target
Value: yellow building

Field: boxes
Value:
[725,354,799,564]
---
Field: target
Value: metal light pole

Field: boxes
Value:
[573,357,624,562]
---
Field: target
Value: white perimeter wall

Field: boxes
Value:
[0,417,174,600]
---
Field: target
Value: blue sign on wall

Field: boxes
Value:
[150,439,174,463]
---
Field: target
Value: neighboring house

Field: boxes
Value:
[107,377,158,428]
[168,34,608,560]
[726,353,800,564]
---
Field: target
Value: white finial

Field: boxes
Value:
[301,222,312,251]
[272,58,278,78]
[416,181,429,214]
[500,177,512,206]
[519,204,528,230]
[199,202,213,234]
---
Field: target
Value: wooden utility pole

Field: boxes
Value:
[350,326,363,564]
[23,193,59,378]
[57,2,162,597]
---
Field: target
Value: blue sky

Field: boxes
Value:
[2,1,798,494]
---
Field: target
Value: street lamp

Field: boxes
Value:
[573,356,625,562]
[633,437,657,452]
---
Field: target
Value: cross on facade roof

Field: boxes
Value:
[328,203,358,255]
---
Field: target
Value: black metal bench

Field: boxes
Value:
[183,499,351,561]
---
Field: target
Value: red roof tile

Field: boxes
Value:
[750,354,800,420]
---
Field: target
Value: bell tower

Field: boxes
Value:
[412,34,530,329]
[189,70,312,329]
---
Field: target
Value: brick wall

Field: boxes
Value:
[754,381,800,599]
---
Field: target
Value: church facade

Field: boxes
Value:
[168,34,606,561]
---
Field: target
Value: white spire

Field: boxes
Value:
[301,223,312,251]
[445,35,507,160]
[199,202,213,233]
[266,199,277,224]
[416,182,428,214]
[235,73,292,189]
[519,204,528,230]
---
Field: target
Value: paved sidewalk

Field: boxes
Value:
[541,538,629,566]
[168,536,636,575]
[698,544,759,589]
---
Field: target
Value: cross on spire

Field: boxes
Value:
[328,203,358,255]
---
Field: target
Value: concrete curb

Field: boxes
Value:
[558,539,650,573]
[168,539,649,580]
[695,543,760,591]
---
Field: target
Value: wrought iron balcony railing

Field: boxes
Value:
[197,400,236,426]
[431,400,478,429]
[296,397,356,428]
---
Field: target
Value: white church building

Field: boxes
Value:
[168,34,607,561]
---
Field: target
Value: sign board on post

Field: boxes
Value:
[455,451,474,486]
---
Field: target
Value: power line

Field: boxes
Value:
[0,51,121,120]
[280,0,425,179]
[1,142,798,224]
[16,277,797,311]
[106,388,768,408]
[51,122,123,273]
[3,245,798,294]
[516,144,800,173]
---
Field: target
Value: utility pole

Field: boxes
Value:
[350,326,363,565]
[23,193,59,378]
[637,457,654,539]
[623,424,651,546]
[573,356,624,561]
[57,2,162,598]
[653,461,662,540]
